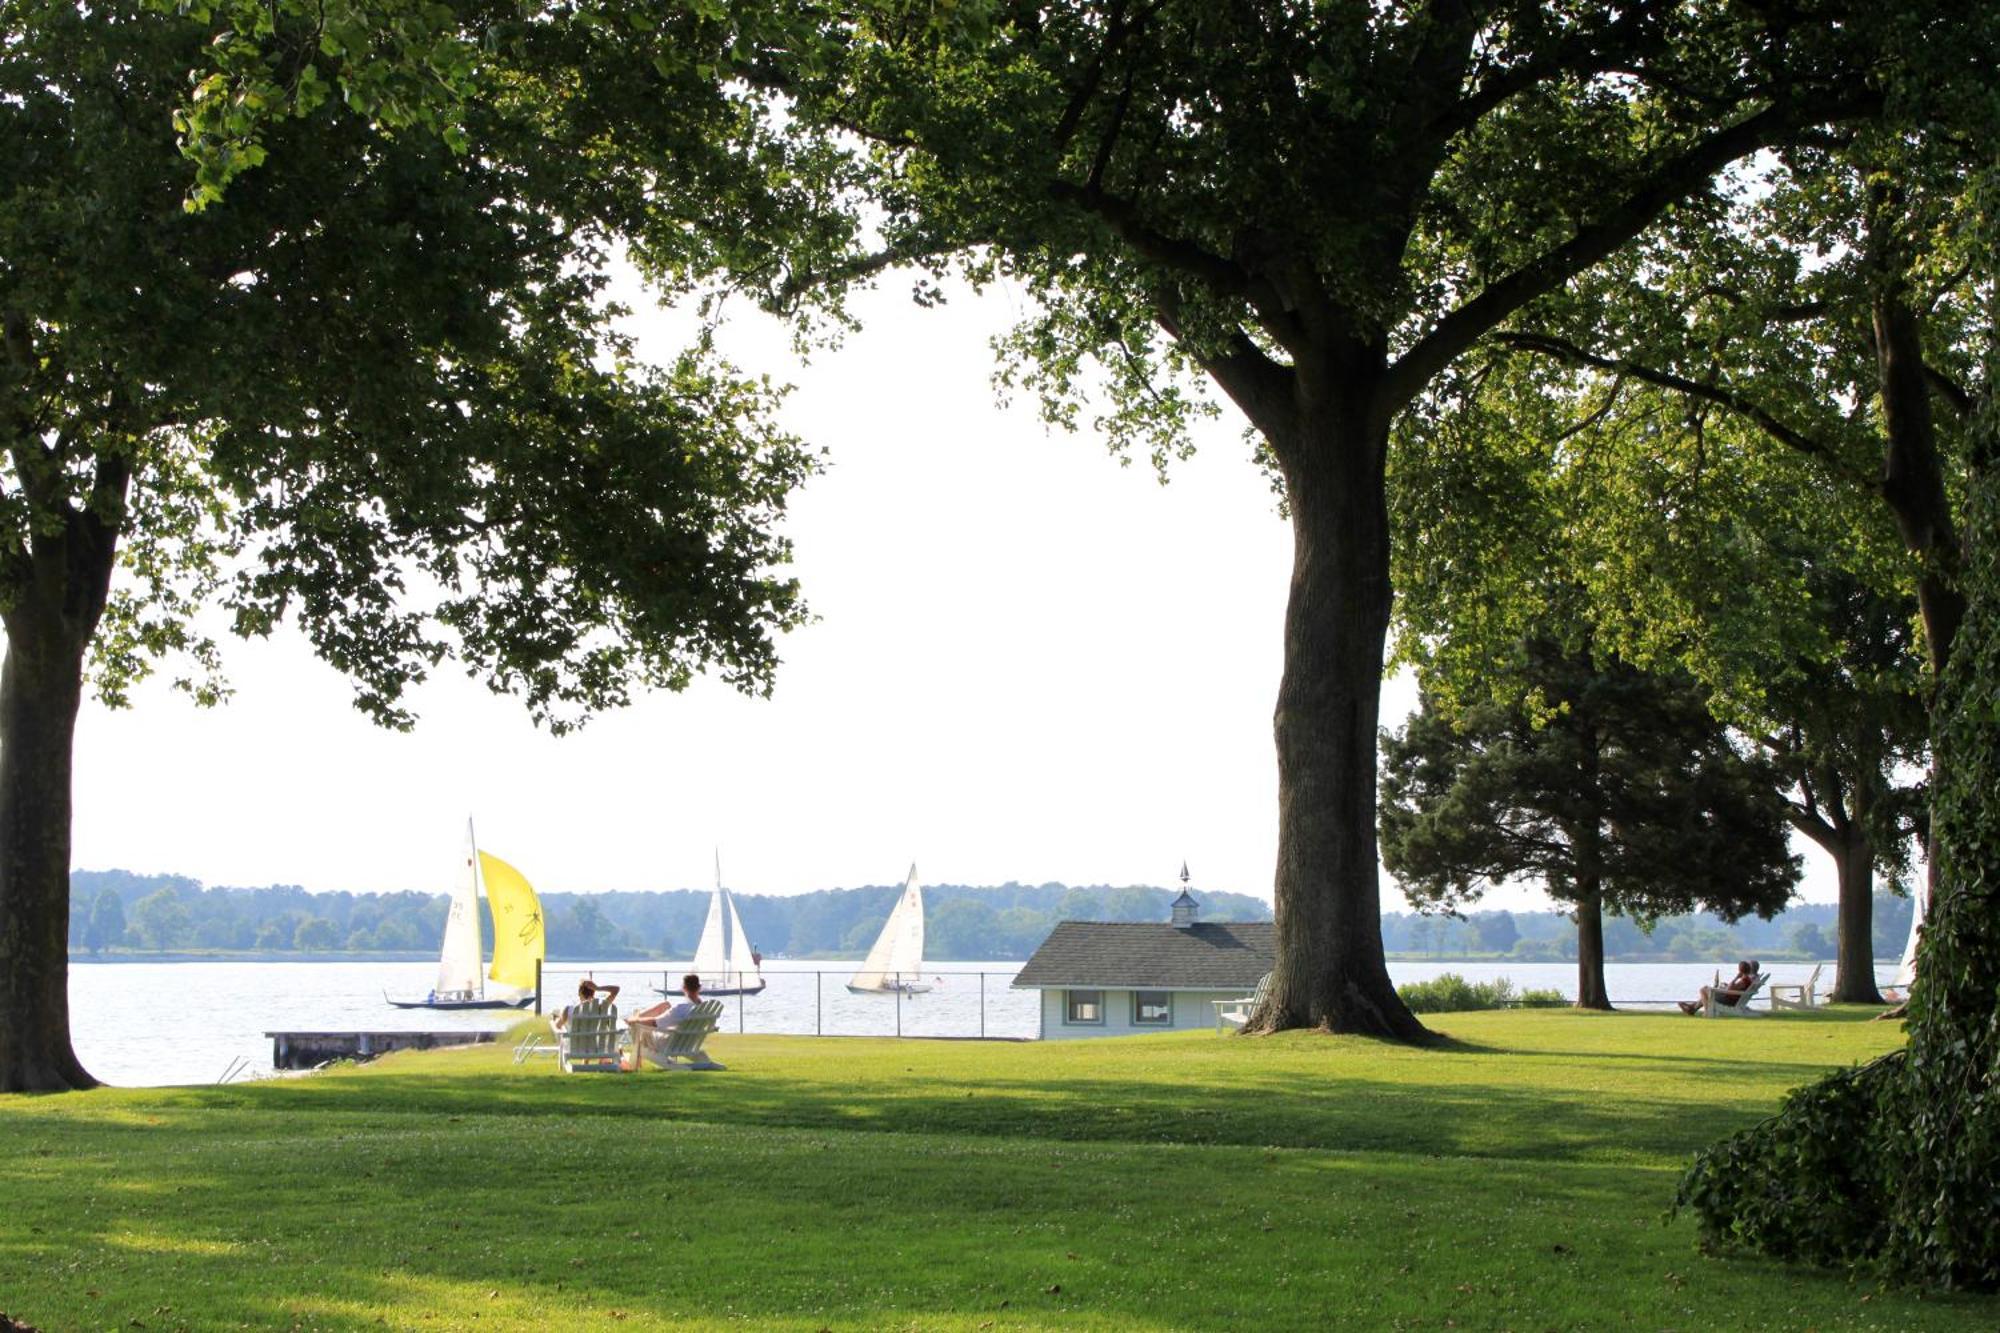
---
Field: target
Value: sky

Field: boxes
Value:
[64,274,1840,911]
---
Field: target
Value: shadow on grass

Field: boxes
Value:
[65,1062,1794,1168]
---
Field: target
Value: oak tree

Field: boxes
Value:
[0,1,812,1091]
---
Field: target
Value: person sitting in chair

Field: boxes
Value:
[554,978,619,1030]
[1680,960,1758,1015]
[629,974,703,1036]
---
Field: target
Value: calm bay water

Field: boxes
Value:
[67,956,1878,1087]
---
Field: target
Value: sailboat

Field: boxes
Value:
[677,853,765,997]
[1885,884,1927,1001]
[847,864,931,994]
[387,821,544,1010]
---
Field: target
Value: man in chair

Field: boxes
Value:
[626,974,704,1066]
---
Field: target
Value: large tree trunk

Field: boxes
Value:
[1866,192,1964,672]
[1247,388,1428,1041]
[0,484,124,1093]
[1786,770,1885,1003]
[1831,838,1884,1004]
[0,610,98,1092]
[1573,884,1612,1010]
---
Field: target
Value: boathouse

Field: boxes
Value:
[1012,879,1273,1040]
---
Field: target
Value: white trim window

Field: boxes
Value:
[1065,989,1105,1024]
[1132,991,1172,1025]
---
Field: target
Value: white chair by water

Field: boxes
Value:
[1700,971,1769,1018]
[633,999,727,1071]
[1767,964,1825,1011]
[1214,973,1273,1032]
[557,1002,627,1073]
[513,1022,557,1063]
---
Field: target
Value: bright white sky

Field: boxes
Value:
[65,276,1839,911]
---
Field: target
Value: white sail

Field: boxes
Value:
[435,824,484,999]
[722,888,760,989]
[692,887,730,981]
[1894,886,1926,991]
[850,864,925,992]
[690,853,760,990]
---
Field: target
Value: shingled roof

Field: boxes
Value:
[1012,921,1276,990]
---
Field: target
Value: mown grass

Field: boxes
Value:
[1,1008,1991,1330]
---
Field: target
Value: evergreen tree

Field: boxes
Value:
[1380,641,1799,1008]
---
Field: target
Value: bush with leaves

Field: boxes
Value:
[1396,974,1566,1014]
[1676,436,2000,1290]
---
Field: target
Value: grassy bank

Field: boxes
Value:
[1,1009,1988,1330]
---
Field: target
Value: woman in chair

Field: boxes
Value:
[553,978,619,1029]
[1680,960,1758,1015]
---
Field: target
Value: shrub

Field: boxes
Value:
[1397,974,1567,1013]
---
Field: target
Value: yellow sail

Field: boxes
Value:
[479,851,545,990]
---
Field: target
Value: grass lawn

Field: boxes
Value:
[1,1008,1991,1331]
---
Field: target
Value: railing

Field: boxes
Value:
[536,963,1037,1041]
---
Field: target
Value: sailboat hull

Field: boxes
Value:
[385,993,535,1011]
[655,982,766,998]
[845,981,933,995]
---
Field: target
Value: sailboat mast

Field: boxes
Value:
[468,816,486,1001]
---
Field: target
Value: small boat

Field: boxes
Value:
[387,820,544,1010]
[662,852,766,998]
[847,864,932,994]
[1882,885,1926,1003]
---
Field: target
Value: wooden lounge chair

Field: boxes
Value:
[513,1022,557,1063]
[557,1001,627,1073]
[1700,971,1769,1018]
[1213,973,1273,1032]
[633,999,726,1071]
[1767,964,1824,1011]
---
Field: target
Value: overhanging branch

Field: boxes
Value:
[1386,93,1880,409]
[1492,329,1856,474]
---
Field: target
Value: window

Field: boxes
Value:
[1065,990,1104,1024]
[1133,991,1172,1025]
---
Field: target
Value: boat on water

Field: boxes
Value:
[387,821,544,1010]
[1884,884,1926,1002]
[847,864,932,994]
[664,854,765,997]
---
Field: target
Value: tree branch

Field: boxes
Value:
[1491,330,1855,470]
[1153,283,1294,445]
[1050,181,1307,351]
[774,241,954,304]
[1925,362,1975,417]
[1386,93,1880,408]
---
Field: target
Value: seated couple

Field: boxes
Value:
[1679,960,1759,1015]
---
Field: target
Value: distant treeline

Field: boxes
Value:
[1381,894,1915,963]
[64,870,1272,961]
[69,868,1908,964]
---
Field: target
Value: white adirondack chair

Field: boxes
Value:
[633,999,727,1071]
[556,1001,626,1073]
[1700,971,1769,1018]
[513,1022,557,1063]
[1213,973,1273,1032]
[1767,964,1825,1011]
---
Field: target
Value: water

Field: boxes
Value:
[67,957,1887,1087]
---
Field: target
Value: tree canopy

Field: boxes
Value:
[169,0,1974,1041]
[0,0,813,1091]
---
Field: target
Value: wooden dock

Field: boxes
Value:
[266,1030,500,1070]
